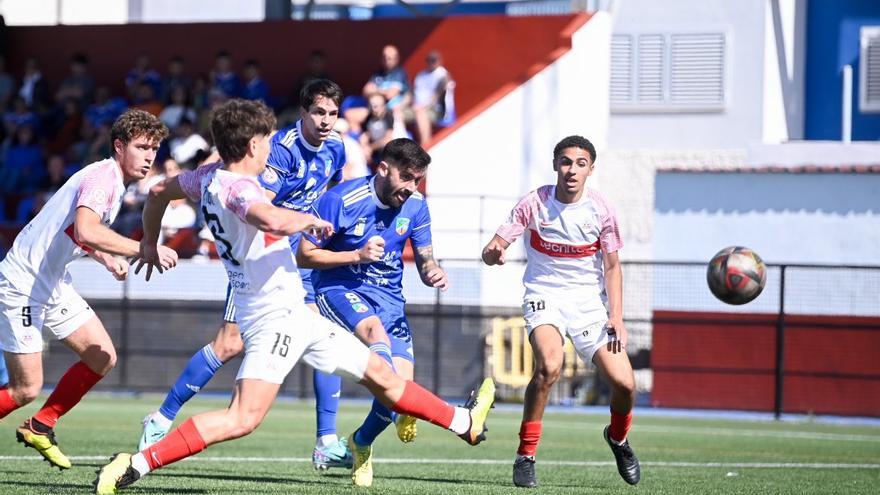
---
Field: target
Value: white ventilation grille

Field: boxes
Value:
[860,26,880,113]
[670,33,725,105]
[611,31,726,112]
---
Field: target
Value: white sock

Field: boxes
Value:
[448,407,471,435]
[317,434,338,448]
[131,452,151,476]
[151,411,173,429]
[516,454,535,461]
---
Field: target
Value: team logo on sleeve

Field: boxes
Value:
[395,218,410,235]
[89,188,108,207]
[261,167,278,184]
[352,303,369,313]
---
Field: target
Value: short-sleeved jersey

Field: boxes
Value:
[257,120,346,253]
[0,158,126,303]
[306,175,432,301]
[496,185,622,311]
[180,163,305,328]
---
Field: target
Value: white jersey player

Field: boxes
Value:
[0,109,177,470]
[95,99,496,495]
[482,135,641,488]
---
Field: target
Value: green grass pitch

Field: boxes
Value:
[0,394,877,494]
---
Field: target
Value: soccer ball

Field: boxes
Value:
[706,246,767,305]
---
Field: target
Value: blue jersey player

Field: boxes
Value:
[298,138,448,487]
[137,81,352,462]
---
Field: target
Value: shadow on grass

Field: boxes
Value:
[0,479,207,494]
[155,471,327,486]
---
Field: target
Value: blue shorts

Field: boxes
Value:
[314,287,413,362]
[222,268,315,323]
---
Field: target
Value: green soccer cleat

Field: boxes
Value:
[138,413,170,451]
[395,414,418,443]
[348,430,374,487]
[16,419,71,470]
[93,453,141,495]
[312,437,354,470]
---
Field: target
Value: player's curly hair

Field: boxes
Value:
[210,99,277,163]
[553,135,596,163]
[382,138,431,171]
[300,79,343,109]
[110,109,169,157]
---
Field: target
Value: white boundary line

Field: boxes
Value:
[0,455,877,469]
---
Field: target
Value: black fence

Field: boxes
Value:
[39,260,880,417]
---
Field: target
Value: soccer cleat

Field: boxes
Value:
[312,437,354,470]
[93,453,141,494]
[603,425,641,485]
[348,430,374,487]
[16,419,71,470]
[395,414,418,443]
[458,377,496,446]
[137,413,171,451]
[513,456,538,488]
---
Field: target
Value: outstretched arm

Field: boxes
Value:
[244,203,333,238]
[481,234,511,266]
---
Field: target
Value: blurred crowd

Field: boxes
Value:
[0,45,455,258]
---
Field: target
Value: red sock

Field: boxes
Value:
[32,361,103,428]
[609,408,633,443]
[0,387,20,419]
[391,381,454,429]
[143,418,207,470]
[517,421,542,457]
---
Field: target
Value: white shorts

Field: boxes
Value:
[0,275,95,354]
[237,304,370,385]
[522,295,614,362]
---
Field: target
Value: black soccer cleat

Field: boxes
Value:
[604,425,640,485]
[513,456,538,488]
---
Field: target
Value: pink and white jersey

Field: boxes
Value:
[0,158,125,303]
[179,163,305,329]
[497,185,622,310]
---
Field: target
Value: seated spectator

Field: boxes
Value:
[47,98,83,155]
[360,92,394,167]
[83,121,112,165]
[16,154,71,223]
[54,52,95,107]
[131,81,163,116]
[3,96,39,137]
[85,86,127,127]
[169,118,209,165]
[241,59,270,104]
[363,44,411,113]
[410,50,453,144]
[292,50,331,108]
[157,158,196,244]
[19,57,51,113]
[159,85,197,131]
[333,118,369,180]
[210,50,240,98]
[0,55,16,111]
[161,55,192,102]
[0,124,45,194]
[125,53,162,101]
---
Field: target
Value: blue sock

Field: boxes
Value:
[314,370,342,438]
[355,343,397,446]
[159,345,223,421]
